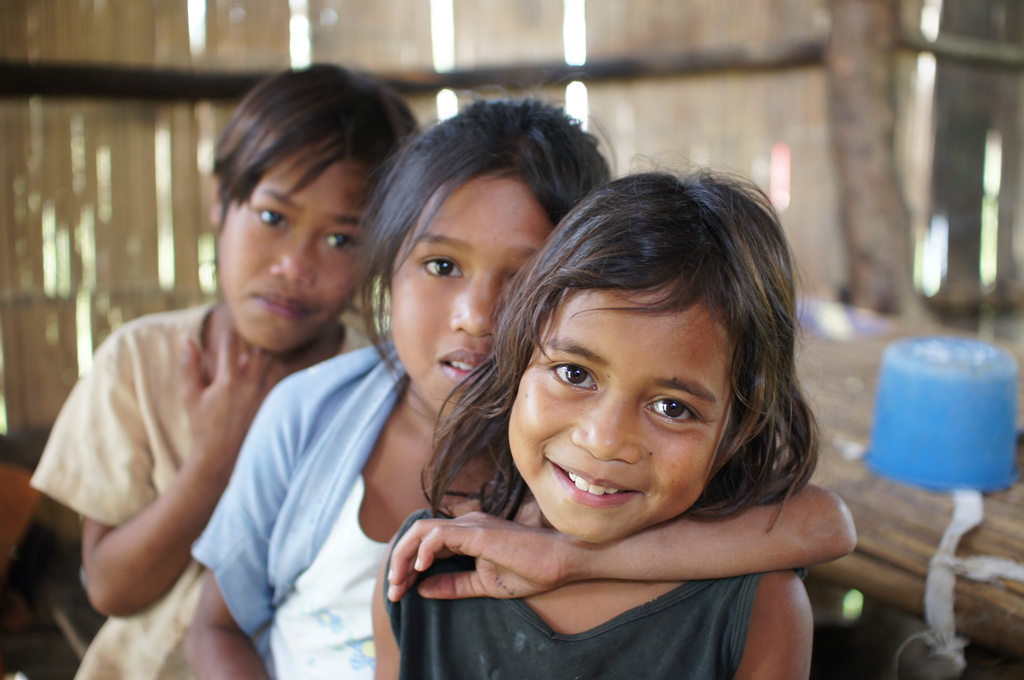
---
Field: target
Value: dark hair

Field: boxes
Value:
[428,170,818,521]
[357,97,610,355]
[213,64,416,216]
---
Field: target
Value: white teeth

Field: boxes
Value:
[449,361,474,371]
[567,470,619,495]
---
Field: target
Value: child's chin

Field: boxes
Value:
[554,522,624,545]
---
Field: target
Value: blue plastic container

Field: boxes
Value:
[866,335,1020,491]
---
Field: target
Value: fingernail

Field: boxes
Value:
[414,557,424,571]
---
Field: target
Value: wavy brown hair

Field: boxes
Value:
[356,97,610,366]
[427,171,818,521]
[213,64,416,219]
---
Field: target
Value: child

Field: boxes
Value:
[186,96,611,679]
[375,170,820,680]
[188,99,851,680]
[30,64,416,680]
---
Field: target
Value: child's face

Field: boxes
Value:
[216,158,368,353]
[390,175,552,417]
[509,290,732,543]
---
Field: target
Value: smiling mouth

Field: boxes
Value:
[566,470,622,496]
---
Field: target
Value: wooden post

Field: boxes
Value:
[826,0,926,317]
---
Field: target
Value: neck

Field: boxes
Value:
[205,303,344,373]
[392,382,442,442]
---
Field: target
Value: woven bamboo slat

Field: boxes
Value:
[169,101,206,298]
[205,0,289,71]
[453,0,563,68]
[0,0,29,61]
[309,0,432,71]
[0,101,25,295]
[5,303,78,430]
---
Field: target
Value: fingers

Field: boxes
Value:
[387,516,510,602]
[386,571,419,602]
[205,327,281,393]
[203,327,252,392]
[415,572,493,600]
[386,519,464,601]
[388,521,443,584]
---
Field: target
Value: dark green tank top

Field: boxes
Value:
[384,510,763,680]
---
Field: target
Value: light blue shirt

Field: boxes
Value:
[193,346,402,666]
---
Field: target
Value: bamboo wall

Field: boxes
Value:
[2,0,1018,437]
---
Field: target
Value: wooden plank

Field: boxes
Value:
[587,0,830,60]
[0,40,828,99]
[902,31,1024,69]
[309,0,432,71]
[453,0,563,68]
[169,101,205,298]
[0,101,26,296]
[0,0,31,61]
[153,0,192,68]
[205,0,289,71]
[11,302,78,431]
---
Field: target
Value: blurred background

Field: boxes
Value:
[1,1,1023,678]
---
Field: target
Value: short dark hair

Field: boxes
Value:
[429,171,818,522]
[357,97,610,355]
[213,64,416,215]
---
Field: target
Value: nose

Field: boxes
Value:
[269,235,316,286]
[571,396,645,464]
[450,277,501,337]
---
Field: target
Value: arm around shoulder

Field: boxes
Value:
[780,484,857,564]
[733,570,813,680]
[556,483,855,584]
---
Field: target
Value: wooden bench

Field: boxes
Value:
[799,303,1024,661]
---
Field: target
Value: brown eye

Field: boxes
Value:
[325,233,355,249]
[653,399,692,420]
[425,259,459,277]
[259,209,284,226]
[556,364,593,387]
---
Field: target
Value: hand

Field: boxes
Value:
[386,512,573,602]
[181,329,288,481]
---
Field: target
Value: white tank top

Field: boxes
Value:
[270,475,389,679]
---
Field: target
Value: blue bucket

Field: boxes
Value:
[866,335,1020,491]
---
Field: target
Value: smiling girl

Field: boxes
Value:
[376,170,824,680]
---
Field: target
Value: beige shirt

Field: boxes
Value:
[32,305,366,680]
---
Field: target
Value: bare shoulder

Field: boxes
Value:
[733,571,813,680]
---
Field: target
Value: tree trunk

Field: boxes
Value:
[827,0,925,317]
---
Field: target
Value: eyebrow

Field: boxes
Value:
[414,233,466,249]
[413,232,539,260]
[544,337,720,406]
[256,189,361,226]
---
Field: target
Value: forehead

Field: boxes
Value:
[409,175,552,253]
[257,156,370,195]
[545,290,731,384]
